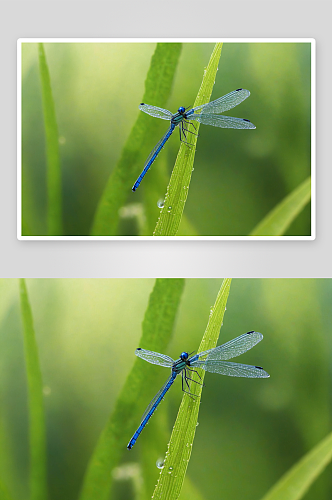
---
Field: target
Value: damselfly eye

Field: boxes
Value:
[181,352,189,360]
[178,106,185,114]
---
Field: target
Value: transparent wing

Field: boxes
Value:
[193,332,263,361]
[135,348,174,367]
[139,103,173,120]
[191,89,250,114]
[188,113,255,129]
[193,360,270,378]
[141,374,175,422]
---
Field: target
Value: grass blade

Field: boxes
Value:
[91,44,182,236]
[19,279,48,500]
[38,43,63,236]
[153,43,223,236]
[250,176,311,236]
[152,278,232,499]
[79,278,185,500]
[260,431,332,500]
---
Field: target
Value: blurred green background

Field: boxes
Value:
[21,42,311,236]
[0,279,330,500]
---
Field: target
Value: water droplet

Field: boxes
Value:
[156,458,165,469]
[168,466,173,474]
[157,199,164,208]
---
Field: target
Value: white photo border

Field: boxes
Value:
[17,38,316,241]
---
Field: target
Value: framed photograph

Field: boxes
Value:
[18,39,315,239]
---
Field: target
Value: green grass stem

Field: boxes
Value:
[19,279,48,500]
[250,177,311,236]
[91,44,182,236]
[78,279,185,500]
[260,431,332,500]
[153,43,223,236]
[151,278,232,499]
[38,43,63,236]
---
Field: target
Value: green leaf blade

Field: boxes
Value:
[153,43,223,237]
[250,176,311,236]
[78,278,185,500]
[152,278,232,499]
[260,431,332,500]
[91,44,182,236]
[38,43,63,236]
[19,279,48,500]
